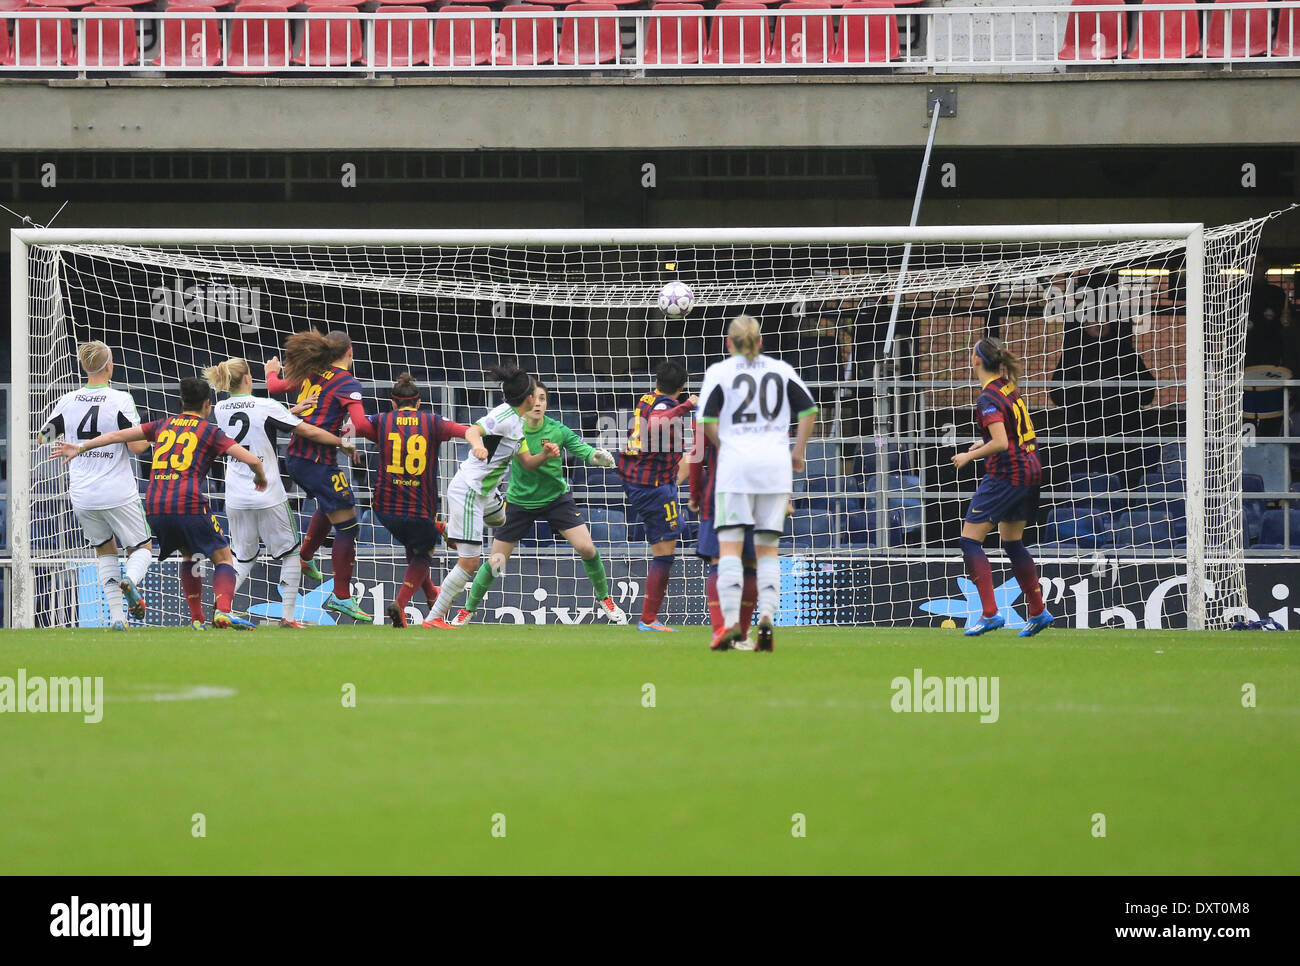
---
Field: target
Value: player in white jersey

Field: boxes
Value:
[205,358,357,628]
[696,315,819,652]
[37,341,153,630]
[424,364,535,628]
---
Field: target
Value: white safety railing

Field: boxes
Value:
[0,3,1297,76]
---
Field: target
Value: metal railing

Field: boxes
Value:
[0,3,1297,77]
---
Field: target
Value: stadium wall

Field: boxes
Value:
[1,73,1298,153]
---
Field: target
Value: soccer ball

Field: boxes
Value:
[484,488,507,528]
[658,281,695,318]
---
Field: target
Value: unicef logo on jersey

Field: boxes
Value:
[150,278,263,333]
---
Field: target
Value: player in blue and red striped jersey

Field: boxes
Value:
[54,376,269,630]
[263,329,372,623]
[616,359,697,632]
[350,373,469,629]
[688,427,758,646]
[951,337,1053,638]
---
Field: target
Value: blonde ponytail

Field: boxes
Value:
[203,357,250,394]
[729,314,762,361]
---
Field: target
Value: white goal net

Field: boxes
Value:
[8,222,1267,630]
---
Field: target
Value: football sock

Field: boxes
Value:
[756,557,780,623]
[466,560,498,614]
[432,564,475,619]
[124,546,152,587]
[97,555,125,624]
[641,554,674,623]
[233,557,255,594]
[959,536,998,618]
[741,565,758,632]
[213,563,237,613]
[180,561,204,622]
[330,519,359,600]
[421,576,439,603]
[582,551,609,601]
[396,553,431,611]
[717,555,743,628]
[705,564,723,633]
[1004,540,1045,617]
[279,554,302,621]
[301,510,330,564]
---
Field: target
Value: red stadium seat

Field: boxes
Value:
[293,5,363,65]
[226,1,292,72]
[1273,7,1299,57]
[497,5,556,66]
[556,2,619,65]
[835,0,899,64]
[431,4,493,66]
[80,5,140,65]
[704,1,770,64]
[773,2,834,65]
[1126,0,1200,60]
[0,19,9,65]
[10,12,75,65]
[643,2,704,66]
[1057,0,1127,61]
[1205,0,1269,58]
[370,6,432,66]
[0,0,30,7]
[153,6,221,65]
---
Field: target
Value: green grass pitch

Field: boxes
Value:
[1,624,1296,875]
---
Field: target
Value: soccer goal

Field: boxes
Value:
[7,221,1268,631]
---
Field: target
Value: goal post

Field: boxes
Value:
[7,221,1265,631]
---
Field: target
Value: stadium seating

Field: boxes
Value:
[790,510,835,549]
[1061,472,1124,513]
[8,12,75,66]
[1137,471,1186,516]
[431,5,493,66]
[1204,0,1270,59]
[835,0,900,64]
[1273,7,1299,56]
[1045,508,1113,547]
[556,2,619,65]
[79,7,140,68]
[1112,511,1184,549]
[774,3,835,65]
[498,4,557,66]
[153,6,223,66]
[1127,0,1201,60]
[226,1,292,73]
[704,1,770,65]
[643,2,705,66]
[1057,0,1128,61]
[293,5,364,66]
[370,6,432,66]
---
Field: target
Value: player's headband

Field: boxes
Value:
[974,342,995,367]
[391,384,420,400]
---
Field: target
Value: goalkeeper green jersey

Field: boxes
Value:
[508,417,595,508]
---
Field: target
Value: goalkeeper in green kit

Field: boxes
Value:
[452,381,630,626]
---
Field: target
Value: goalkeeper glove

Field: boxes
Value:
[589,448,616,468]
